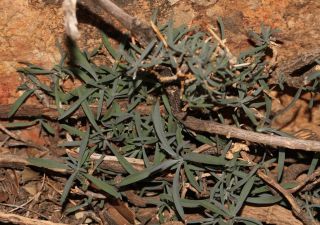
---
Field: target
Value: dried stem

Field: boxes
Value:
[0,154,68,173]
[94,0,154,45]
[176,113,320,152]
[0,123,50,152]
[63,0,154,44]
[289,168,320,193]
[0,211,68,225]
[0,102,163,120]
[66,149,145,173]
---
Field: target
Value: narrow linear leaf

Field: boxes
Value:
[173,163,184,219]
[105,141,136,175]
[242,104,258,126]
[308,152,319,175]
[184,162,201,192]
[160,194,230,218]
[60,172,78,204]
[183,152,227,166]
[101,32,119,60]
[233,176,255,216]
[217,17,225,40]
[40,120,55,135]
[71,44,98,80]
[234,217,263,225]
[65,199,90,215]
[8,89,34,117]
[246,195,282,204]
[28,158,69,170]
[54,77,63,114]
[152,101,177,157]
[4,121,37,128]
[81,99,101,133]
[58,88,97,120]
[119,159,177,187]
[200,200,230,218]
[78,128,90,168]
[277,149,285,182]
[96,89,104,120]
[72,67,93,84]
[83,173,120,198]
[61,124,85,137]
[162,94,172,115]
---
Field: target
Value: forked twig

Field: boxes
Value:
[289,168,320,193]
[257,170,318,225]
[63,0,154,45]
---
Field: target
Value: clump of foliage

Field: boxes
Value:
[10,18,319,224]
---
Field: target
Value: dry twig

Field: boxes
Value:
[176,113,320,152]
[0,103,162,120]
[0,123,50,152]
[289,168,320,193]
[94,0,155,45]
[0,211,68,225]
[66,149,145,173]
[63,0,154,45]
[0,150,145,174]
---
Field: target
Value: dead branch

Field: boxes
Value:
[0,149,145,174]
[289,168,320,193]
[0,154,29,170]
[0,102,163,120]
[300,194,320,205]
[257,170,318,225]
[63,0,154,45]
[0,123,50,152]
[271,49,320,88]
[0,154,69,174]
[0,211,68,225]
[176,113,320,152]
[63,0,80,40]
[66,149,145,173]
[94,0,155,45]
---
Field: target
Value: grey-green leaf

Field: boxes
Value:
[83,173,120,198]
[152,101,177,157]
[173,163,184,219]
[8,89,34,117]
[119,159,178,187]
[28,158,69,170]
[58,88,97,120]
[183,152,228,166]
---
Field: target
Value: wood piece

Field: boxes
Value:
[271,49,320,88]
[240,205,303,225]
[0,211,68,225]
